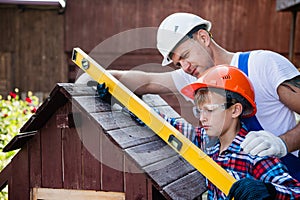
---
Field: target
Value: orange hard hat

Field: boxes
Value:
[181,65,257,117]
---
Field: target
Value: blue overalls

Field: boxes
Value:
[239,52,300,181]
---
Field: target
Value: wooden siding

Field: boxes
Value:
[0,0,299,105]
[65,0,300,67]
[0,5,66,96]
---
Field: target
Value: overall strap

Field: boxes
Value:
[239,53,300,181]
[238,52,263,131]
[238,52,250,76]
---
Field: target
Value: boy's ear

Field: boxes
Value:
[232,103,243,118]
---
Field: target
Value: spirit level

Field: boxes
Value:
[72,47,236,195]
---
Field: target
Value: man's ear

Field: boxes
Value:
[194,29,211,46]
[232,103,243,118]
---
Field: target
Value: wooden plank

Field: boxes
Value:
[108,126,159,149]
[31,187,125,200]
[163,171,207,200]
[125,140,177,168]
[79,109,101,190]
[124,156,148,200]
[59,83,97,97]
[72,96,111,113]
[41,111,63,188]
[10,144,30,200]
[29,131,42,188]
[101,133,124,192]
[90,111,137,131]
[0,163,11,191]
[82,124,101,190]
[62,127,82,189]
[60,102,82,189]
[143,155,195,187]
[3,131,37,152]
[0,52,12,95]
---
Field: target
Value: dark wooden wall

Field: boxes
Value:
[0,4,66,97]
[65,0,300,65]
[0,0,299,97]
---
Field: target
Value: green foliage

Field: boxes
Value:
[0,89,40,199]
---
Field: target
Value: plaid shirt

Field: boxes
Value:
[161,115,300,200]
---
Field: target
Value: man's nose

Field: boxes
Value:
[179,60,191,72]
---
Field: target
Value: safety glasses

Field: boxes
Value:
[193,102,233,118]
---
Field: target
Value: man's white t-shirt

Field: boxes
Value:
[171,50,299,138]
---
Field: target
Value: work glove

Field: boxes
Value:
[97,83,119,105]
[241,130,288,158]
[97,83,146,127]
[226,178,276,200]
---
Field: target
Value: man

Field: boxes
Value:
[76,12,300,179]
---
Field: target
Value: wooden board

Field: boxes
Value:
[108,126,159,149]
[163,171,207,200]
[10,145,30,199]
[143,155,195,187]
[125,140,177,168]
[31,187,125,200]
[40,111,63,188]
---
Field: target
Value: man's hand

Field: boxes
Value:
[97,83,114,104]
[226,178,276,200]
[97,83,146,127]
[241,130,288,158]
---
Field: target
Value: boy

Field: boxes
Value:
[159,65,300,199]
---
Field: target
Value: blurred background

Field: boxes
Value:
[0,1,299,198]
[0,0,299,97]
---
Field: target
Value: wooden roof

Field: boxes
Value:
[3,83,206,199]
[276,0,300,11]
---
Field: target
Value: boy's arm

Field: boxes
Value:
[252,157,300,199]
[227,156,300,199]
[241,75,300,157]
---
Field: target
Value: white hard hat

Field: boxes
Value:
[157,13,212,66]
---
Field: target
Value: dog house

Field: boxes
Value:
[0,83,207,199]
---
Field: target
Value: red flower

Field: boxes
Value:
[9,92,16,98]
[31,107,37,113]
[2,113,8,118]
[23,109,27,114]
[25,97,32,103]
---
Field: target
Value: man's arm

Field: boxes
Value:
[241,75,300,157]
[76,70,178,96]
[277,75,300,153]
[109,70,178,95]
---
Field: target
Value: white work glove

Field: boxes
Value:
[241,130,288,158]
